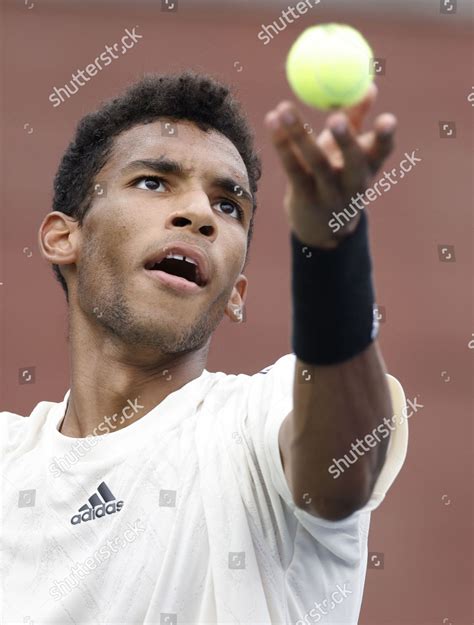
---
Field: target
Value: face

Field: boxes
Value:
[48,119,253,354]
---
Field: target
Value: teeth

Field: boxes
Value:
[165,253,198,266]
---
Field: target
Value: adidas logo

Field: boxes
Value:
[70,481,124,525]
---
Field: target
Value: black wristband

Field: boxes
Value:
[290,210,377,365]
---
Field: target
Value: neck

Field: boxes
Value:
[59,318,209,439]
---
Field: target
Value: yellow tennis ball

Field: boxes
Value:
[286,23,375,110]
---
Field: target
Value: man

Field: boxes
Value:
[1,70,408,623]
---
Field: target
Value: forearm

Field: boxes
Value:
[288,212,392,520]
[290,343,392,520]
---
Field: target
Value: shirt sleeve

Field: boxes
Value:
[243,352,409,557]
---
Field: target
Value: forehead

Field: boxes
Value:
[102,118,250,187]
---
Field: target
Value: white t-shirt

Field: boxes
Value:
[0,353,408,624]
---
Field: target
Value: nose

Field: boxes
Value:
[165,191,217,240]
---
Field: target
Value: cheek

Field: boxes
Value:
[94,200,142,245]
[80,214,134,279]
[218,239,247,285]
[229,228,248,267]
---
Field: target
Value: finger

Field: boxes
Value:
[314,126,346,169]
[358,113,397,174]
[264,111,314,189]
[327,114,370,189]
[342,82,378,134]
[315,83,378,154]
[273,102,336,190]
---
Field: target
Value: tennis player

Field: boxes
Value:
[1,71,408,624]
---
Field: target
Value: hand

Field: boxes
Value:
[264,83,397,248]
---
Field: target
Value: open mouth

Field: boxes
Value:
[144,254,205,287]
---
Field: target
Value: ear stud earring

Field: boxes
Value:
[233,306,243,322]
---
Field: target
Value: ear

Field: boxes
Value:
[38,212,80,269]
[224,273,248,323]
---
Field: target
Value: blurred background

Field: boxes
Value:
[0,0,472,623]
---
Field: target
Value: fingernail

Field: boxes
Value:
[379,124,396,137]
[266,114,280,130]
[383,122,397,134]
[331,119,347,134]
[281,110,296,126]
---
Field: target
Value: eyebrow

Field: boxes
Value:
[121,157,254,206]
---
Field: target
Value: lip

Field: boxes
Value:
[142,240,210,289]
[144,268,204,294]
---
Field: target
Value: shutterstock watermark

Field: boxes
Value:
[257,0,321,45]
[49,397,144,476]
[49,26,143,108]
[328,149,422,234]
[295,582,352,624]
[48,519,145,601]
[328,396,423,479]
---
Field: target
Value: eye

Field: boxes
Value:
[130,176,244,221]
[132,175,167,192]
[215,199,244,221]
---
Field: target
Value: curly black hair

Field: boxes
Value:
[51,70,263,302]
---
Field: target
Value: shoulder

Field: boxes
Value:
[0,409,31,454]
[205,353,296,407]
[0,395,67,453]
[252,352,296,380]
